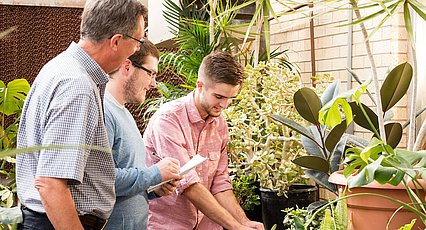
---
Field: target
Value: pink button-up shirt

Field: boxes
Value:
[143,92,233,230]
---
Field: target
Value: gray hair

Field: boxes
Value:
[80,0,147,42]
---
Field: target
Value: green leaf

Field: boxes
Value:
[408,0,426,22]
[319,98,353,129]
[305,169,337,193]
[330,136,347,173]
[293,88,322,125]
[0,79,30,116]
[348,155,385,188]
[349,102,378,132]
[395,149,426,165]
[301,133,324,158]
[359,138,385,163]
[293,156,330,174]
[384,122,402,148]
[398,219,416,230]
[374,167,397,184]
[404,2,414,43]
[325,121,347,152]
[381,62,413,112]
[269,114,317,144]
[320,80,340,106]
[0,207,22,224]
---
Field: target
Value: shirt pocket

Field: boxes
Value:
[207,151,221,179]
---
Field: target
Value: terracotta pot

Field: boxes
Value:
[329,171,426,230]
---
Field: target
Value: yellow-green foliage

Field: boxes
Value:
[225,62,308,196]
[320,208,335,230]
[335,198,348,230]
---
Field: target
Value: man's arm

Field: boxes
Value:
[35,176,83,230]
[215,190,264,230]
[183,183,253,230]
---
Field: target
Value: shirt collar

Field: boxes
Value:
[67,42,109,86]
[185,91,217,124]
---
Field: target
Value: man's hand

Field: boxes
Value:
[242,220,264,230]
[153,180,179,196]
[155,157,182,181]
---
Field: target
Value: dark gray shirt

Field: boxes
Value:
[16,42,115,219]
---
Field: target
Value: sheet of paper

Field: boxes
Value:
[147,154,208,193]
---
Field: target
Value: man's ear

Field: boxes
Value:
[109,34,122,51]
[197,81,203,89]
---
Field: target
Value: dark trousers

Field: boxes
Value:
[18,206,107,230]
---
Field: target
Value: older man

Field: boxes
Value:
[16,0,147,229]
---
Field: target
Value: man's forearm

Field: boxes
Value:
[35,176,84,230]
[183,183,242,229]
[214,190,250,224]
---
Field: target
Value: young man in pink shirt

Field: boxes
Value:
[144,51,264,230]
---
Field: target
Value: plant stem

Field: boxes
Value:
[408,44,418,151]
[350,0,387,144]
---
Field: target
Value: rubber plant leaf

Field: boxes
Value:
[293,87,322,125]
[384,122,402,148]
[301,135,323,158]
[269,114,317,144]
[349,101,378,133]
[0,79,30,116]
[300,126,324,158]
[330,136,347,173]
[320,80,340,106]
[305,169,337,193]
[293,155,330,174]
[380,62,412,112]
[325,120,347,152]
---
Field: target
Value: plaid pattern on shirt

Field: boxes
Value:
[16,42,115,219]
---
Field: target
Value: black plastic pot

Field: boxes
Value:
[260,184,318,230]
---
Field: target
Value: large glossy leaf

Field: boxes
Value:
[330,136,347,173]
[349,102,378,132]
[320,80,340,106]
[0,79,30,116]
[305,169,337,193]
[293,88,322,125]
[345,133,369,148]
[269,114,317,144]
[301,134,323,158]
[293,156,330,174]
[325,121,347,152]
[384,122,402,148]
[381,62,412,112]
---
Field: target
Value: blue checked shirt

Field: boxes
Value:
[16,42,115,219]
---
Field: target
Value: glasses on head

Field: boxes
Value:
[131,60,157,80]
[123,34,145,46]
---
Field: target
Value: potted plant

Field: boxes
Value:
[225,62,331,229]
[271,62,426,229]
[0,78,30,229]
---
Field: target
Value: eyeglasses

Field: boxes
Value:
[123,34,145,46]
[131,60,157,80]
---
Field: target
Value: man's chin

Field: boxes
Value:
[208,111,222,117]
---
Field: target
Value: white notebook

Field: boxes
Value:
[147,154,208,193]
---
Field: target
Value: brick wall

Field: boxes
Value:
[270,2,410,147]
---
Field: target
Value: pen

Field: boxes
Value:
[152,152,162,162]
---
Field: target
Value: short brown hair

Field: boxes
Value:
[128,39,160,65]
[199,51,245,86]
